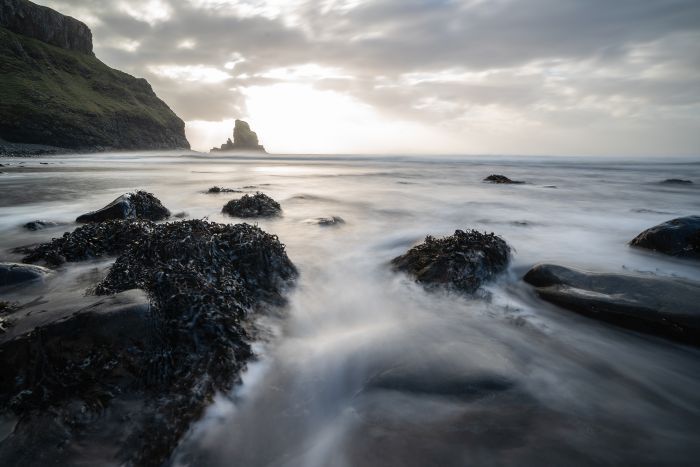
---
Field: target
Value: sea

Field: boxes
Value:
[1,152,699,466]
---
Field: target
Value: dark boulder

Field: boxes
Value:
[524,264,700,346]
[1,220,296,465]
[630,216,700,259]
[391,229,510,294]
[22,220,64,231]
[484,174,524,184]
[222,192,282,218]
[21,220,154,266]
[76,191,170,223]
[660,179,693,185]
[0,262,52,287]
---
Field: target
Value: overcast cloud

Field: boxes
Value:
[37,0,700,155]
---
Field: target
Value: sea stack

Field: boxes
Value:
[211,120,267,153]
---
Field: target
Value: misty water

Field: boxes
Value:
[1,153,699,466]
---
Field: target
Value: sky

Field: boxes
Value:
[37,0,700,156]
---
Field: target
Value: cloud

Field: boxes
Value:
[36,0,700,155]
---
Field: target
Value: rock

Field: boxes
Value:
[222,193,282,218]
[0,262,52,287]
[21,219,154,266]
[211,120,266,153]
[76,191,170,223]
[630,216,700,259]
[391,229,510,294]
[660,179,693,185]
[524,264,700,346]
[483,174,525,184]
[310,216,345,226]
[22,220,63,231]
[1,220,296,465]
[207,186,242,194]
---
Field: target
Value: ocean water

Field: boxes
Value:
[1,152,699,466]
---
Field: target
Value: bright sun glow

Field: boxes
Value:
[233,83,459,154]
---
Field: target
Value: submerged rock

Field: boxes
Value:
[630,216,700,259]
[310,216,345,226]
[483,174,525,184]
[21,220,153,266]
[22,220,64,231]
[0,262,52,287]
[524,264,700,346]
[391,230,510,294]
[1,220,296,465]
[76,191,170,223]
[222,192,282,218]
[660,179,693,185]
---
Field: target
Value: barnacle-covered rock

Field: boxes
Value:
[391,229,510,293]
[222,192,282,218]
[76,190,170,223]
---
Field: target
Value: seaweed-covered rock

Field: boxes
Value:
[222,192,282,218]
[391,230,510,293]
[76,191,170,223]
[1,220,296,465]
[484,174,524,184]
[524,264,700,346]
[22,220,154,266]
[22,220,64,231]
[630,216,700,259]
[207,186,242,194]
[0,262,52,287]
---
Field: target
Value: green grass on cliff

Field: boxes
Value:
[0,27,188,149]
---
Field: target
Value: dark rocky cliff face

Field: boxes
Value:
[0,0,190,151]
[0,0,93,55]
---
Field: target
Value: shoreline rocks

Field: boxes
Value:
[391,229,510,294]
[222,193,281,218]
[76,191,170,223]
[630,216,700,259]
[524,264,700,346]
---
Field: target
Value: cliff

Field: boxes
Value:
[211,120,266,153]
[0,0,189,151]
